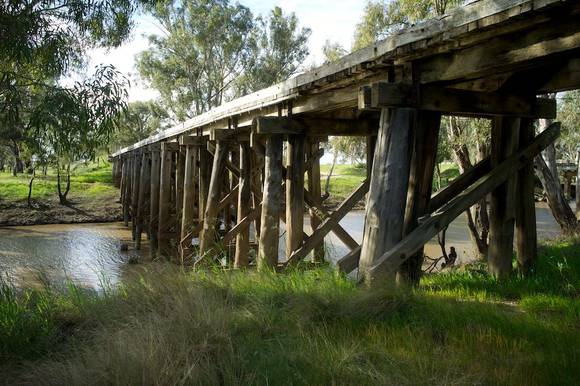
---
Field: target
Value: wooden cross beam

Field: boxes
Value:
[362,122,560,283]
[210,127,251,142]
[253,116,378,136]
[364,82,556,118]
[285,180,369,267]
[217,184,239,212]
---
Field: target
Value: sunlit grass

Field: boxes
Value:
[319,162,460,201]
[0,161,115,202]
[1,236,578,385]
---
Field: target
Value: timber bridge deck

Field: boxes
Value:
[111,0,580,282]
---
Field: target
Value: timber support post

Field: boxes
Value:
[258,134,283,270]
[149,144,161,258]
[515,118,537,275]
[179,136,200,263]
[285,134,305,259]
[199,140,228,260]
[488,117,520,278]
[358,107,415,284]
[234,140,252,268]
[158,142,176,259]
[398,111,441,284]
[307,140,324,263]
[135,150,150,250]
[131,151,142,240]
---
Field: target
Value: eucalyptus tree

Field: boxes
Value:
[0,0,148,174]
[234,6,311,95]
[31,66,129,204]
[111,101,170,151]
[137,1,310,121]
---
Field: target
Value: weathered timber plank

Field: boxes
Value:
[539,58,580,93]
[336,246,361,274]
[370,82,556,118]
[303,189,359,250]
[198,138,211,226]
[225,202,262,245]
[418,17,580,84]
[365,122,560,281]
[286,180,369,266]
[175,147,186,246]
[218,184,239,212]
[253,116,378,136]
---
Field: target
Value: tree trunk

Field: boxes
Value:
[447,117,489,258]
[536,114,577,233]
[535,155,578,233]
[9,140,23,176]
[323,150,338,201]
[57,163,71,205]
[27,172,35,208]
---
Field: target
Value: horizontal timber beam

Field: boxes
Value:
[416,15,580,85]
[366,82,556,118]
[364,122,561,281]
[253,116,379,136]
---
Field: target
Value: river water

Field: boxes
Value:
[0,204,561,289]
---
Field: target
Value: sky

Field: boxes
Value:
[87,0,367,102]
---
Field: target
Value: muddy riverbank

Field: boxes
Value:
[0,195,122,226]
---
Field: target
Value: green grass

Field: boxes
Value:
[320,164,366,201]
[319,162,460,201]
[0,161,115,202]
[1,237,578,385]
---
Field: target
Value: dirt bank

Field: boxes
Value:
[0,195,122,226]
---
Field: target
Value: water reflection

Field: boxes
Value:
[0,223,148,290]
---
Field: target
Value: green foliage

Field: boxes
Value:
[1,238,579,384]
[137,1,310,120]
[322,40,348,64]
[111,101,169,151]
[236,6,311,94]
[0,0,143,126]
[557,90,580,161]
[32,66,129,162]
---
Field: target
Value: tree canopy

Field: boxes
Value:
[136,0,310,121]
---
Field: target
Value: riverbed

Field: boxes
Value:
[0,204,561,289]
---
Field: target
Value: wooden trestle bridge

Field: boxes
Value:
[110,0,580,283]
